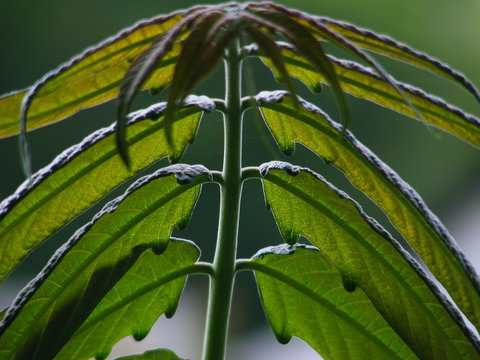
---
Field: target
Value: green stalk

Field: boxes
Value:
[201,38,243,360]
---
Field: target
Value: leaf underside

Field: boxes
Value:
[252,244,417,360]
[0,97,212,283]
[260,162,480,359]
[257,92,480,331]
[0,165,210,360]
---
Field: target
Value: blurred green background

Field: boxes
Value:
[0,0,479,358]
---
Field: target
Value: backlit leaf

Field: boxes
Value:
[260,162,480,359]
[246,244,416,359]
[0,96,213,282]
[255,92,480,330]
[0,164,211,360]
[318,18,480,102]
[56,239,201,360]
[252,44,480,147]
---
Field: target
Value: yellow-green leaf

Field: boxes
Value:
[256,91,480,331]
[254,44,480,147]
[0,10,198,139]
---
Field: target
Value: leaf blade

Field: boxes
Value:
[0,97,213,283]
[319,18,480,102]
[249,244,417,360]
[253,44,480,147]
[256,92,480,330]
[260,162,480,359]
[0,165,210,360]
[113,349,187,360]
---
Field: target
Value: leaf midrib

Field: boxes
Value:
[246,258,412,360]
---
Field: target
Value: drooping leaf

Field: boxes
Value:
[259,161,480,359]
[115,10,202,164]
[0,164,212,360]
[243,244,417,359]
[318,17,480,102]
[245,7,350,132]
[162,12,236,146]
[255,91,480,330]
[244,25,298,103]
[113,349,187,360]
[250,44,480,147]
[0,96,213,283]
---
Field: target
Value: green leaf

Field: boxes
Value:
[1,10,198,138]
[256,91,480,330]
[260,162,480,359]
[0,164,211,360]
[56,239,200,360]
[318,18,480,102]
[0,90,27,138]
[113,349,187,360]
[0,97,213,283]
[246,244,417,360]
[252,44,480,147]
[0,308,7,323]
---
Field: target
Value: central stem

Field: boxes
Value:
[202,39,243,360]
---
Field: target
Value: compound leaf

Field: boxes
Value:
[247,244,416,360]
[260,162,480,359]
[0,96,213,283]
[0,164,211,360]
[257,91,480,330]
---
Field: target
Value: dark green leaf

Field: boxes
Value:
[0,97,213,282]
[247,244,416,359]
[260,162,480,359]
[162,11,230,145]
[113,349,187,360]
[256,92,480,330]
[0,164,211,360]
[244,25,298,103]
